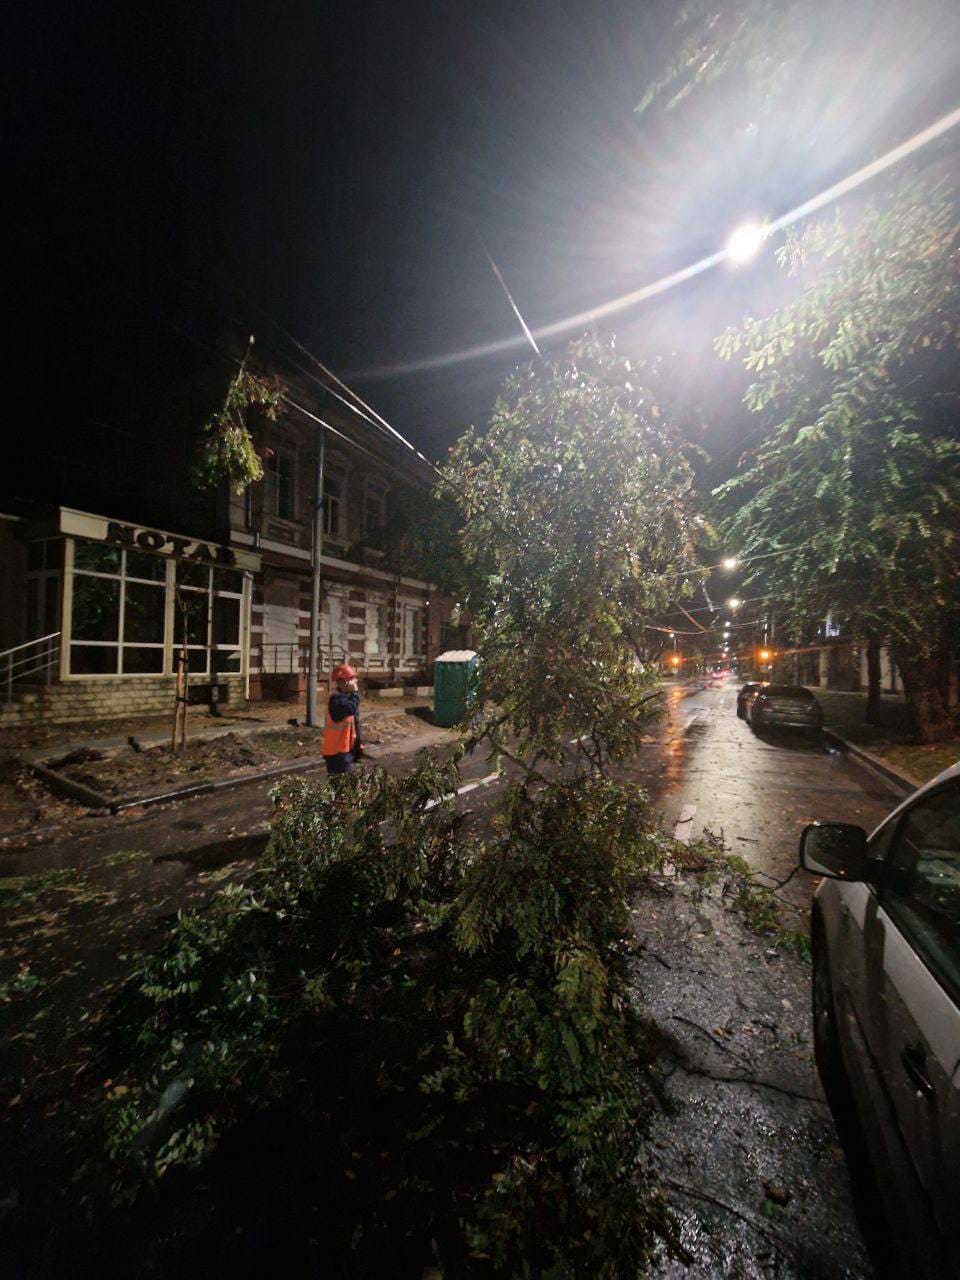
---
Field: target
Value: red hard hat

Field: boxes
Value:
[332,663,357,681]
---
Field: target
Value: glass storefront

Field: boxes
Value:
[58,533,252,679]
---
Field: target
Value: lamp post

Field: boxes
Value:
[306,424,326,728]
[726,223,767,264]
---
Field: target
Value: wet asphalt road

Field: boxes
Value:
[2,682,910,1278]
[620,678,903,919]
[621,679,904,1279]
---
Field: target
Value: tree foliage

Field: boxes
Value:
[636,0,958,131]
[67,337,714,1275]
[193,365,285,495]
[86,755,682,1276]
[443,337,704,767]
[714,176,960,738]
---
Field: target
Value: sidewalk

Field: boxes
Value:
[0,720,471,1257]
[0,698,443,845]
[813,688,959,787]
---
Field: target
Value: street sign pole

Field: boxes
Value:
[306,423,326,727]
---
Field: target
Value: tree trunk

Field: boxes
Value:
[937,634,957,716]
[892,644,954,744]
[865,635,882,726]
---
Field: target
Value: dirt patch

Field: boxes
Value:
[46,729,325,800]
[0,759,83,836]
[43,712,443,803]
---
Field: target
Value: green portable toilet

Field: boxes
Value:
[433,650,478,727]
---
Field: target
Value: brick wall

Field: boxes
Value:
[0,675,247,729]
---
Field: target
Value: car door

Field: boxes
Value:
[857,784,960,1267]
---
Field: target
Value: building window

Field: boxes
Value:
[364,597,389,658]
[402,604,426,659]
[266,448,297,521]
[175,562,245,675]
[71,542,166,675]
[323,470,345,539]
[365,481,387,540]
[67,540,246,678]
[320,590,348,662]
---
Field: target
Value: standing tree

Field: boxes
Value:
[444,336,703,768]
[639,0,960,742]
[714,177,960,741]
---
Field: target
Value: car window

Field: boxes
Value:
[879,785,960,1001]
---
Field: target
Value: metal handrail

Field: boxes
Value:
[2,631,60,656]
[1,632,60,703]
[258,641,351,675]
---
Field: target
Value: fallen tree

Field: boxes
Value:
[73,339,715,1276]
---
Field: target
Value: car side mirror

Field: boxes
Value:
[799,823,869,881]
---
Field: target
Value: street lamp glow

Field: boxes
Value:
[727,597,742,610]
[759,649,771,662]
[721,556,739,571]
[726,222,767,264]
[670,654,681,666]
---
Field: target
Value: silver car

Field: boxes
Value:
[800,764,960,1278]
[748,684,823,732]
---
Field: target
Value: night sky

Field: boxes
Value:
[9,0,960,508]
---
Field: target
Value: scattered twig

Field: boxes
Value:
[671,1014,751,1066]
[671,1059,826,1106]
[660,1178,789,1255]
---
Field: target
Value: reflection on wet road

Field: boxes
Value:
[618,679,903,917]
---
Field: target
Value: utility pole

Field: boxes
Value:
[306,424,326,727]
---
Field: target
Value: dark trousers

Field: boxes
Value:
[324,752,353,776]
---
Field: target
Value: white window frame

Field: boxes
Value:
[401,601,427,662]
[62,538,250,680]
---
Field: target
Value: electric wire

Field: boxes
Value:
[355,101,960,379]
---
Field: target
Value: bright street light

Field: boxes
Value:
[759,648,771,662]
[725,222,767,264]
[727,597,742,610]
[721,556,739,571]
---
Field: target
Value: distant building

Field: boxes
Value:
[230,375,460,702]
[0,370,461,726]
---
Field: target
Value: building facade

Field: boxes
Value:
[229,386,454,701]
[0,506,260,725]
[0,373,459,725]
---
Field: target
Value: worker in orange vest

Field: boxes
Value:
[323,662,363,776]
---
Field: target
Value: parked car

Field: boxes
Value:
[747,684,823,732]
[736,681,767,719]
[799,766,960,1278]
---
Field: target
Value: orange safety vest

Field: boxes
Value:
[322,708,356,757]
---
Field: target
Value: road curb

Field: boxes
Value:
[25,760,113,811]
[112,755,331,812]
[822,730,921,795]
[23,754,331,816]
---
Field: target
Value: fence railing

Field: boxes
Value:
[258,642,352,679]
[1,632,60,703]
